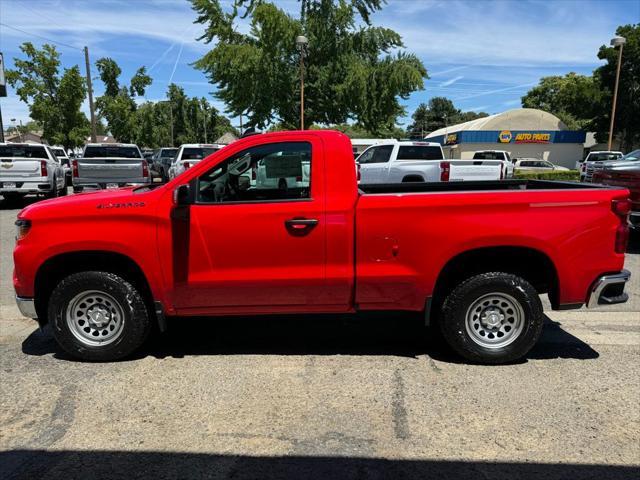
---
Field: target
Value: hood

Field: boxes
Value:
[18,185,164,220]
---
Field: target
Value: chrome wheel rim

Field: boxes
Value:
[65,290,125,346]
[465,292,525,349]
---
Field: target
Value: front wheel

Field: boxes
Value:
[439,272,544,364]
[48,271,151,361]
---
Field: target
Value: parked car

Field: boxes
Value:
[0,143,66,200]
[51,146,72,186]
[579,151,623,181]
[151,147,178,182]
[357,141,503,183]
[72,143,150,192]
[13,131,631,364]
[472,150,514,178]
[168,144,225,180]
[592,149,640,230]
[514,158,569,173]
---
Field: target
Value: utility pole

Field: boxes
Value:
[84,46,97,143]
[608,36,626,151]
[296,36,308,130]
[203,103,208,143]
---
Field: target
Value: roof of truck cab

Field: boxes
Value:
[84,143,138,147]
[179,143,225,148]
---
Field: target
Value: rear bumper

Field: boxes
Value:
[587,269,631,308]
[1,180,53,194]
[16,296,37,319]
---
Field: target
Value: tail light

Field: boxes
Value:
[296,175,302,182]
[72,160,79,178]
[612,198,630,254]
[40,160,47,177]
[356,163,361,182]
[142,160,149,178]
[184,162,191,170]
[500,165,504,180]
[440,161,450,182]
[252,168,257,181]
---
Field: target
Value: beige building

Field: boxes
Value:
[425,108,586,169]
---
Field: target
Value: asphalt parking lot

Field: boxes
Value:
[1,193,638,480]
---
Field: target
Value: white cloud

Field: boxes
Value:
[440,75,464,87]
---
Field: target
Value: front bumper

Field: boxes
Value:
[16,296,38,319]
[587,269,631,308]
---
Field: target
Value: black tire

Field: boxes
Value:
[439,272,543,364]
[73,186,83,193]
[46,177,59,199]
[48,271,151,361]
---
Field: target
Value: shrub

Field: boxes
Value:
[514,170,580,181]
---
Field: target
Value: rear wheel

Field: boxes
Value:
[48,271,151,361]
[46,177,60,199]
[439,272,543,364]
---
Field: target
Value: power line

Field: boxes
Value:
[0,23,80,50]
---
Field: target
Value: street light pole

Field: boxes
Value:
[608,35,626,151]
[296,35,308,130]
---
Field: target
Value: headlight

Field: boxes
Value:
[15,219,31,241]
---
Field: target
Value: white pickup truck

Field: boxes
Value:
[72,143,150,191]
[472,150,514,178]
[356,141,503,183]
[0,143,66,201]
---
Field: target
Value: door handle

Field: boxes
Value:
[285,217,318,235]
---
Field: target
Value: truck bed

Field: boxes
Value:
[359,179,605,194]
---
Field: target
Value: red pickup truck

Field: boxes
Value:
[13,131,631,363]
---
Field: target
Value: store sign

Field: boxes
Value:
[445,133,458,145]
[514,132,551,143]
[498,130,512,143]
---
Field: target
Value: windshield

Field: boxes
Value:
[83,146,142,158]
[621,150,640,162]
[181,147,220,160]
[397,145,443,160]
[588,152,622,162]
[0,145,48,159]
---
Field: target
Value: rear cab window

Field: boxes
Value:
[83,146,142,158]
[397,145,443,160]
[0,145,48,159]
[473,151,505,160]
[181,147,220,160]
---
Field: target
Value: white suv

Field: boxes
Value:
[169,144,225,180]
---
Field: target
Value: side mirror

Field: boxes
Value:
[173,184,191,206]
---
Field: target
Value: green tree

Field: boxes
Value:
[521,73,601,130]
[593,24,639,150]
[406,97,487,137]
[191,0,426,132]
[95,58,152,142]
[6,42,90,149]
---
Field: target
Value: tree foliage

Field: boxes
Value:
[95,58,152,143]
[522,24,639,150]
[521,73,601,130]
[593,24,639,150]
[406,97,488,137]
[6,42,89,149]
[191,0,427,132]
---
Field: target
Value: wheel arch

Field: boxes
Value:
[430,246,560,314]
[34,250,155,323]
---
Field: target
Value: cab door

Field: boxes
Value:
[172,137,329,313]
[357,145,394,184]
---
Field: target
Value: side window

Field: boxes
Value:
[370,145,393,163]
[197,142,311,203]
[357,147,376,164]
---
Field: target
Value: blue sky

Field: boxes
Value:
[0,0,638,130]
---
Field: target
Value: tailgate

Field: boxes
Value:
[450,160,502,181]
[77,158,144,181]
[0,158,43,179]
